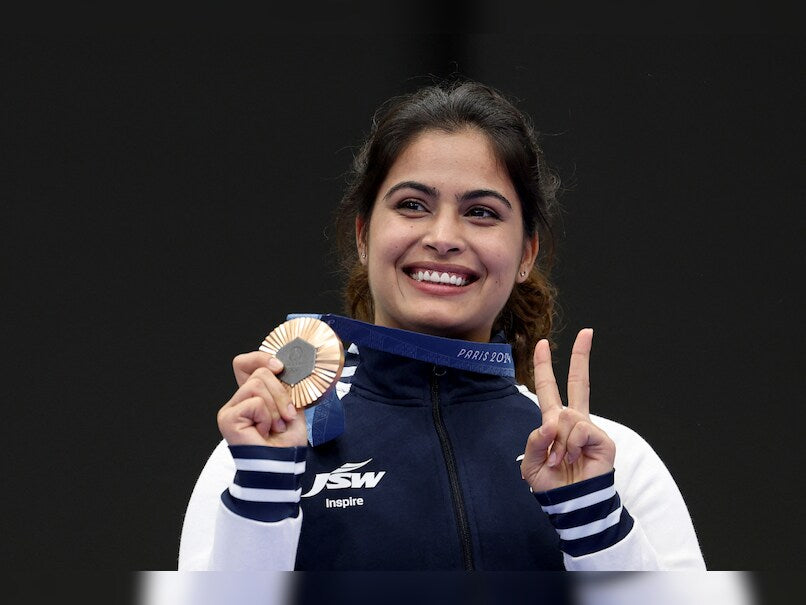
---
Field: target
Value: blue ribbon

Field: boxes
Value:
[286,313,516,446]
[288,313,515,376]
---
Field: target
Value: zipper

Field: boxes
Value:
[430,366,475,570]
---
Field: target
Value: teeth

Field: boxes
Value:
[411,270,468,286]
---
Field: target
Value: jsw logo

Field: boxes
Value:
[301,459,386,498]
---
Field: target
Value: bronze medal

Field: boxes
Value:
[259,316,345,409]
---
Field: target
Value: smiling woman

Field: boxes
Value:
[358,128,537,344]
[177,79,706,574]
[338,83,560,390]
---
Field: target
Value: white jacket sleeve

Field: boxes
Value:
[561,414,706,571]
[177,439,303,571]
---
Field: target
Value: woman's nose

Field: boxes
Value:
[422,212,466,255]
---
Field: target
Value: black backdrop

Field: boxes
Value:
[3,34,803,573]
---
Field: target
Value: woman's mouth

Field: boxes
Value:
[408,269,473,287]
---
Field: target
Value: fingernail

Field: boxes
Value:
[548,452,558,466]
[276,418,286,432]
[287,403,297,418]
[269,358,283,371]
[565,453,573,465]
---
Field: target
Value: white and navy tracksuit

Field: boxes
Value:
[179,341,705,571]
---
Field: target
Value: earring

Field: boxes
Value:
[519,270,526,277]
[361,251,367,259]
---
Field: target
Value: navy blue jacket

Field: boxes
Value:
[185,334,704,571]
[294,345,564,570]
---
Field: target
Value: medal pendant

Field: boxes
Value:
[259,316,345,409]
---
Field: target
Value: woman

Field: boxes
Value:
[178,79,705,571]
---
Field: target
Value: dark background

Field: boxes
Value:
[3,31,803,575]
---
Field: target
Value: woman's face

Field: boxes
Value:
[357,128,537,342]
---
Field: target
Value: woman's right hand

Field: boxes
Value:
[216,351,308,448]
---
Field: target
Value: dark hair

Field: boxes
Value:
[333,78,560,390]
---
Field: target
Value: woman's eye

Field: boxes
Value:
[466,206,500,220]
[397,199,426,212]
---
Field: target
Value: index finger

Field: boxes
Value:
[233,351,282,387]
[567,328,593,415]
[532,339,563,413]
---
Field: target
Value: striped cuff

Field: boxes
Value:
[533,469,634,557]
[220,445,307,522]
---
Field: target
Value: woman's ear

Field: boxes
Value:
[355,216,367,265]
[518,234,539,282]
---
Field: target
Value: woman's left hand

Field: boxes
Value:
[520,328,616,492]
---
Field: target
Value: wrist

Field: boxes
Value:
[220,444,308,522]
[533,469,634,557]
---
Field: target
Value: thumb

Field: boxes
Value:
[523,422,557,469]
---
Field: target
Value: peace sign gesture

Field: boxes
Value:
[520,329,616,493]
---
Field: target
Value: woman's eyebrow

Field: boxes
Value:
[383,181,439,200]
[459,189,512,209]
[383,181,512,210]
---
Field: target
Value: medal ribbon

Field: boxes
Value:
[287,313,515,376]
[286,313,516,447]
